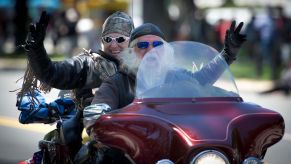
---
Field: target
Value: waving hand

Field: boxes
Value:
[222,20,247,64]
[25,11,50,50]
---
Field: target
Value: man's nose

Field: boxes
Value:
[145,45,154,53]
[110,40,118,47]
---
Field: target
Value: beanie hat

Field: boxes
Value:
[129,23,165,43]
[102,11,134,37]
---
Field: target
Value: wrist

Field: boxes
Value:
[221,49,235,65]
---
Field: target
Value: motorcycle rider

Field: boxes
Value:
[21,11,134,108]
[83,22,247,131]
[18,10,134,163]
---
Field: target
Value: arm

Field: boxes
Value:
[24,11,90,89]
[30,53,104,90]
[191,55,227,85]
[27,49,102,89]
[167,55,226,86]
[194,20,246,85]
[170,21,246,85]
[91,76,120,110]
[83,75,120,130]
[24,11,116,90]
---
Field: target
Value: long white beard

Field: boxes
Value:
[118,48,142,73]
[136,42,175,96]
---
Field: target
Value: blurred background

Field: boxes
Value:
[0,0,291,163]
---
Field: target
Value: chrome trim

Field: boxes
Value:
[243,157,263,164]
[156,159,174,164]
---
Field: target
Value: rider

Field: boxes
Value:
[21,11,134,107]
[83,22,247,130]
[18,10,134,162]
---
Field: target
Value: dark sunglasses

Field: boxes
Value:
[102,36,128,43]
[136,41,164,49]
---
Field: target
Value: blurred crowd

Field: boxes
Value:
[245,6,291,80]
[173,6,291,81]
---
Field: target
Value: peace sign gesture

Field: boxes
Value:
[25,11,50,50]
[223,20,247,64]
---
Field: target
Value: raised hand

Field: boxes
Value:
[222,20,247,65]
[25,11,50,50]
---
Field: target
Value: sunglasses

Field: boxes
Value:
[102,36,128,43]
[136,41,164,49]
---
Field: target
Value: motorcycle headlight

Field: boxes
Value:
[190,150,230,164]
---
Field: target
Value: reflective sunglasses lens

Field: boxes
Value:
[137,42,149,49]
[116,37,126,43]
[103,37,112,43]
[153,41,163,47]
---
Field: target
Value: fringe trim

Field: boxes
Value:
[12,59,52,105]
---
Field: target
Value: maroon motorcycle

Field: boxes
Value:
[87,41,285,164]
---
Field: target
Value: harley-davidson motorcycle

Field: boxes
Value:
[18,41,285,164]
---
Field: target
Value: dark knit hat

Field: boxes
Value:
[102,11,134,37]
[129,23,165,43]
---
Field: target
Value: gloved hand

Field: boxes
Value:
[222,20,247,65]
[25,11,49,50]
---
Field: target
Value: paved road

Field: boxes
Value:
[239,89,291,164]
[0,70,56,163]
[0,70,290,163]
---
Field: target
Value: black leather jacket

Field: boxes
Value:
[91,67,136,110]
[27,46,119,90]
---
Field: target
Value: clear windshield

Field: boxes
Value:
[125,41,239,99]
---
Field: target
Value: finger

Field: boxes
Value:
[42,12,50,28]
[229,20,236,32]
[37,11,49,32]
[39,11,47,24]
[29,23,36,33]
[35,22,41,32]
[224,30,229,41]
[235,22,244,34]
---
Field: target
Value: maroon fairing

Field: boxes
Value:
[92,97,284,163]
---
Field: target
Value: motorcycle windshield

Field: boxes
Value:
[133,41,239,99]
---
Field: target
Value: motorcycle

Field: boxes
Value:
[86,41,285,164]
[18,41,284,164]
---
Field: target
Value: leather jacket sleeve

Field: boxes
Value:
[91,72,135,110]
[27,47,118,90]
[91,76,120,110]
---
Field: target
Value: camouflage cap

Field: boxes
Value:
[102,11,134,37]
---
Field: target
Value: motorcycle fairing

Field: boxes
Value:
[92,98,284,163]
